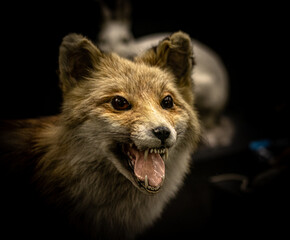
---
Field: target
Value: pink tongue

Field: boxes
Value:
[131,149,165,187]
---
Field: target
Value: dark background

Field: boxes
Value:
[1,0,289,239]
[1,0,289,131]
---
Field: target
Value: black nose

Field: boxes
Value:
[152,126,171,143]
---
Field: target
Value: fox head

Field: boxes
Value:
[58,31,200,194]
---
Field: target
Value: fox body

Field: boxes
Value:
[0,32,200,239]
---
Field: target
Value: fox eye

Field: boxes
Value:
[161,95,174,109]
[111,96,131,111]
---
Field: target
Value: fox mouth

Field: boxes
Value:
[122,143,168,194]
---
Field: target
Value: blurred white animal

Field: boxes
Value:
[97,0,136,58]
[97,0,234,148]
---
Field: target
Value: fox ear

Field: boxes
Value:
[156,31,194,79]
[136,31,195,104]
[58,33,102,93]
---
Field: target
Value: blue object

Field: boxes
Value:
[249,139,271,151]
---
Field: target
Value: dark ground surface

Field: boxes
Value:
[1,0,289,239]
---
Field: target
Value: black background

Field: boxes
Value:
[0,0,289,239]
[1,0,289,128]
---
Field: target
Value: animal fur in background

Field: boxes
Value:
[0,31,200,239]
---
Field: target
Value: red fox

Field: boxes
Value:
[97,0,233,148]
[0,31,200,239]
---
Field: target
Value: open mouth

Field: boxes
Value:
[122,143,168,193]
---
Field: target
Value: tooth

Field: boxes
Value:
[145,175,148,188]
[165,148,168,160]
[150,149,153,153]
[154,149,157,153]
[144,149,149,161]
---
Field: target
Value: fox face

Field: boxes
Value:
[57,32,200,195]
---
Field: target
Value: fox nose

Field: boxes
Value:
[152,126,171,143]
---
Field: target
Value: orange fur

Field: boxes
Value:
[0,31,200,239]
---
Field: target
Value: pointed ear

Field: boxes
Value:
[136,31,195,104]
[58,33,103,93]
